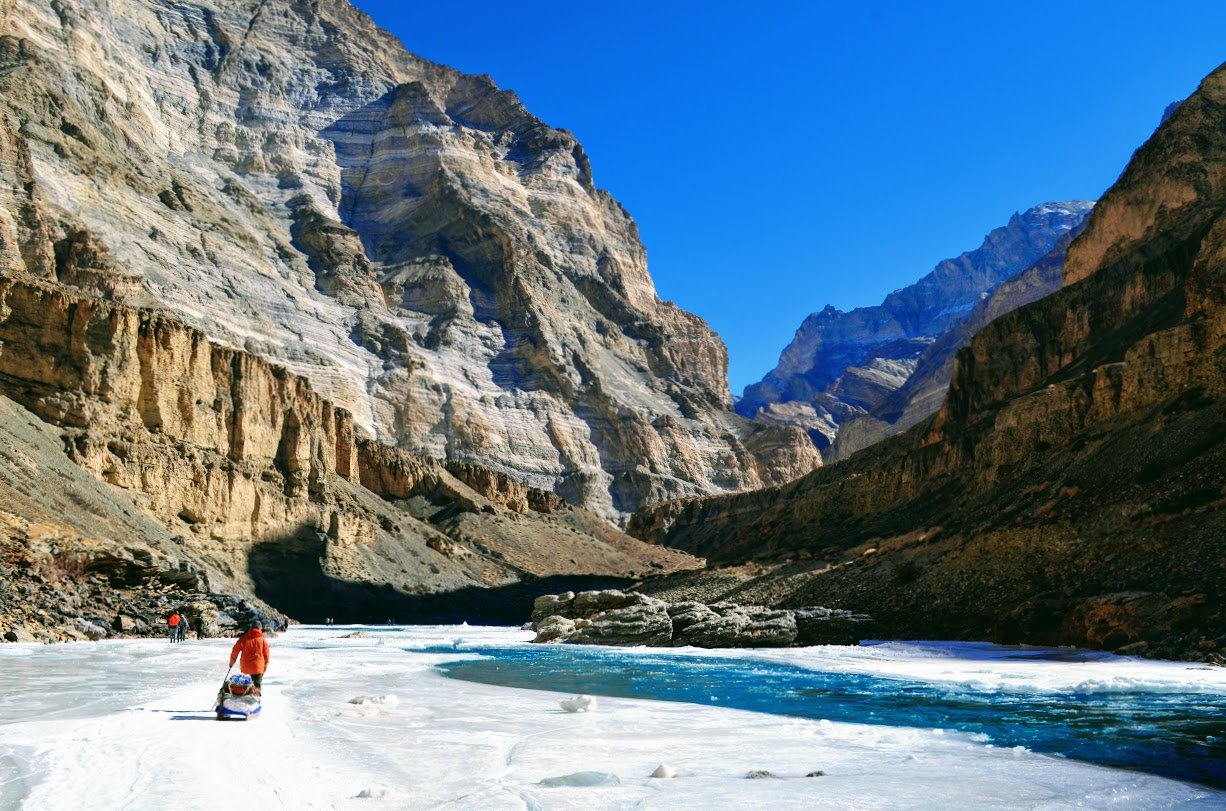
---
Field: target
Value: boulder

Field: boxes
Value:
[532,615,578,643]
[673,603,797,648]
[111,614,148,634]
[666,601,718,634]
[531,592,575,623]
[528,589,872,649]
[793,607,875,646]
[570,589,649,616]
[181,600,220,638]
[72,618,109,640]
[569,597,672,646]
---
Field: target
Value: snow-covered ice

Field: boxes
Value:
[0,626,1222,809]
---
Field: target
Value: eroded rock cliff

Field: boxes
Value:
[0,271,700,632]
[0,0,817,522]
[630,66,1226,656]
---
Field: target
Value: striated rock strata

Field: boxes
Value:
[629,64,1226,657]
[529,589,872,647]
[0,271,700,634]
[0,0,818,521]
[739,202,1092,451]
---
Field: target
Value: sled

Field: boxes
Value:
[214,672,262,720]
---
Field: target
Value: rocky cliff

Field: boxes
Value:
[0,0,817,523]
[739,202,1093,450]
[630,65,1226,656]
[0,271,700,637]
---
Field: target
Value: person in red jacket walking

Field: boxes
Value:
[229,624,270,690]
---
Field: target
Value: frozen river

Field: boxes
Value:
[1,626,1223,809]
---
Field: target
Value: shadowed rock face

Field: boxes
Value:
[0,0,818,522]
[628,64,1226,656]
[739,202,1093,450]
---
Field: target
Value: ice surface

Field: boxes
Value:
[0,626,1221,810]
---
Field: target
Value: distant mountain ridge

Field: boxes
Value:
[738,201,1094,450]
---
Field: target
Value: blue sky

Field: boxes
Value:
[351,1,1226,393]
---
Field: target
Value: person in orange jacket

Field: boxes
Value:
[167,612,181,643]
[229,624,270,690]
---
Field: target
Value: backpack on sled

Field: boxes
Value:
[214,673,262,720]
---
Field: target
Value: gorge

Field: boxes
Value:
[0,0,1220,663]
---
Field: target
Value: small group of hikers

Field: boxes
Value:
[166,611,189,642]
[165,611,275,693]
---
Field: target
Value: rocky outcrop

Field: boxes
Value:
[0,272,700,630]
[0,0,818,521]
[628,65,1226,657]
[529,589,873,647]
[0,391,287,641]
[739,202,1093,450]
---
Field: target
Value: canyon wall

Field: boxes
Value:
[0,272,698,626]
[0,0,817,522]
[630,66,1226,654]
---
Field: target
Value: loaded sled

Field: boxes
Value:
[214,673,262,720]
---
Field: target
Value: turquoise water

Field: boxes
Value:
[434,644,1226,788]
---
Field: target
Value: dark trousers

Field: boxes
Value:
[251,673,263,690]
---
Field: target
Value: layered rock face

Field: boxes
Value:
[739,202,1093,450]
[630,65,1226,656]
[0,0,817,522]
[0,272,700,633]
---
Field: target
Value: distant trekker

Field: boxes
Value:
[167,612,182,643]
[229,624,270,690]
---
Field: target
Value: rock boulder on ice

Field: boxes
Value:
[672,602,797,648]
[794,607,876,646]
[528,589,873,648]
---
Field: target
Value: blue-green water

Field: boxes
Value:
[434,645,1226,788]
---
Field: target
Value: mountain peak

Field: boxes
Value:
[737,199,1094,448]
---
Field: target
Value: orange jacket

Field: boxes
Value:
[168,613,181,626]
[229,628,269,675]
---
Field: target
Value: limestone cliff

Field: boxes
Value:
[739,202,1093,450]
[0,0,817,522]
[630,65,1226,656]
[0,271,699,632]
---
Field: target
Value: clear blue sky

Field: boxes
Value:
[350,0,1226,393]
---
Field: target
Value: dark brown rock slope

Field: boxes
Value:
[629,64,1226,658]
